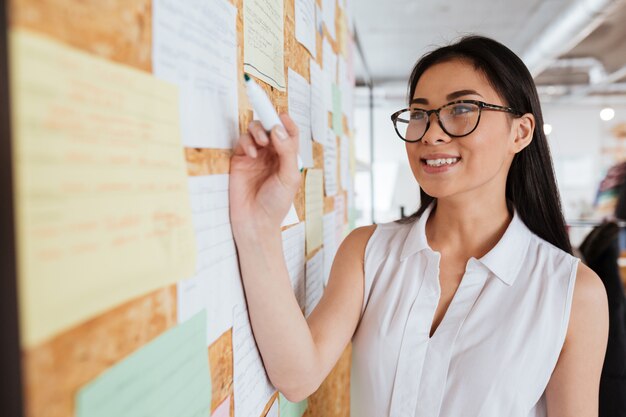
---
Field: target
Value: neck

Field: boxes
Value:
[426,194,512,260]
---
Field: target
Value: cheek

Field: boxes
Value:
[462,134,511,176]
[405,144,422,179]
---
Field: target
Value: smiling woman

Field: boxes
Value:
[357,36,609,417]
[229,35,610,417]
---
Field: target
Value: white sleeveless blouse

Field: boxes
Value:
[350,203,579,417]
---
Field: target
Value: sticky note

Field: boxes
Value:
[305,169,324,255]
[10,29,196,347]
[76,311,212,417]
[279,393,308,417]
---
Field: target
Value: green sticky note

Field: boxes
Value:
[332,84,343,136]
[76,311,212,417]
[279,393,308,417]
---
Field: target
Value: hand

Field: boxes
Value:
[229,113,301,234]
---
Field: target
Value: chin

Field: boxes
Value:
[418,183,456,200]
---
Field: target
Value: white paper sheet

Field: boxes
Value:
[153,0,238,149]
[288,68,314,168]
[324,127,338,196]
[346,169,355,224]
[295,0,316,58]
[316,3,323,35]
[310,59,327,144]
[323,0,336,40]
[177,175,245,346]
[338,56,347,86]
[322,39,337,112]
[282,222,306,310]
[334,193,346,245]
[340,135,349,190]
[305,250,324,317]
[233,303,276,417]
[281,203,300,227]
[342,79,355,131]
[322,212,337,286]
[305,169,324,255]
[267,398,279,417]
[243,0,286,91]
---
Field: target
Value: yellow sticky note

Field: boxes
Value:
[10,30,197,347]
[305,169,323,255]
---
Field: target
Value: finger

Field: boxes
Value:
[234,133,258,159]
[269,123,300,188]
[279,113,299,141]
[248,120,270,146]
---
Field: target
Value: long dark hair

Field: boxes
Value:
[398,35,572,255]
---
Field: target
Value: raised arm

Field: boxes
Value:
[229,114,374,402]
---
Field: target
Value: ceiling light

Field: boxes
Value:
[600,107,615,121]
[543,123,553,135]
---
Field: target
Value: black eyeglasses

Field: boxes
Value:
[390,99,522,143]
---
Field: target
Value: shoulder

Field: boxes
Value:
[566,262,608,347]
[571,263,608,328]
[336,225,378,262]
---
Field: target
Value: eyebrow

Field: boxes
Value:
[410,89,484,105]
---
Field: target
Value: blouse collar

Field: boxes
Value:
[400,202,533,286]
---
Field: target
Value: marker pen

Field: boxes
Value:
[244,74,304,171]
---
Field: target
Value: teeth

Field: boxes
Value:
[425,157,459,167]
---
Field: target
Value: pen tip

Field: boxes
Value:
[244,74,250,82]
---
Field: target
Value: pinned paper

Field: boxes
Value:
[11,30,196,347]
[211,396,231,417]
[322,0,336,40]
[279,393,308,417]
[282,204,300,227]
[288,68,314,168]
[310,59,327,144]
[76,311,212,417]
[233,304,276,417]
[243,0,286,90]
[332,84,343,136]
[177,175,245,346]
[322,212,337,286]
[305,169,324,255]
[282,223,307,310]
[324,128,338,196]
[323,39,337,111]
[305,249,324,317]
[295,0,316,58]
[153,0,238,148]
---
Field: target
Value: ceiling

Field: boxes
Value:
[351,0,626,104]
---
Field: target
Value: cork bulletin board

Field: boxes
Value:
[5,0,357,416]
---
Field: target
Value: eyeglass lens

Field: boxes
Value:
[395,102,480,141]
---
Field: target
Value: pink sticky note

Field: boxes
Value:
[211,396,231,417]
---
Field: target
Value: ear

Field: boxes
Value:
[511,113,535,154]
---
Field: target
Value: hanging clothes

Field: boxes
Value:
[580,222,626,417]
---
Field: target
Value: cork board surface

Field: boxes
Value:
[10,0,354,416]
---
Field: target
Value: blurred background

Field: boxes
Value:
[348,0,626,250]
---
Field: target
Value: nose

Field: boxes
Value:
[421,111,451,145]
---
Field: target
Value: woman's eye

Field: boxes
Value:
[411,111,427,120]
[450,105,474,116]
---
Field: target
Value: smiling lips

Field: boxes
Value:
[420,154,461,168]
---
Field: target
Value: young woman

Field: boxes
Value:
[229,36,609,417]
